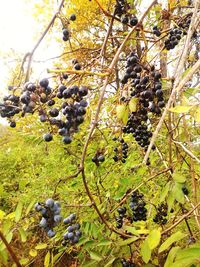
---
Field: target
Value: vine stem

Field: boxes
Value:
[25,0,65,82]
[143,0,200,164]
[0,230,22,267]
[79,0,158,236]
[143,57,200,164]
[162,202,200,235]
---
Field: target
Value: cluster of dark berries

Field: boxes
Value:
[121,14,138,26]
[115,0,130,18]
[35,198,62,238]
[120,52,164,150]
[61,14,76,42]
[72,59,81,70]
[115,0,138,26]
[164,13,197,50]
[178,15,192,35]
[121,259,136,267]
[182,185,189,195]
[112,137,129,163]
[62,28,70,42]
[116,207,126,229]
[164,28,182,50]
[130,191,147,222]
[62,214,82,246]
[153,203,168,225]
[0,77,89,144]
[153,25,161,37]
[92,152,105,166]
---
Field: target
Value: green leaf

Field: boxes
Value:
[82,240,96,249]
[164,247,180,267]
[129,98,138,112]
[25,199,36,215]
[171,257,199,267]
[160,182,171,202]
[18,228,27,243]
[141,240,151,263]
[147,229,161,250]
[44,251,51,267]
[20,257,29,265]
[123,225,149,235]
[169,105,191,113]
[35,243,47,250]
[167,192,175,212]
[159,232,186,253]
[88,251,102,262]
[173,172,186,183]
[116,105,126,120]
[193,106,200,122]
[104,257,116,267]
[117,237,138,246]
[82,260,98,267]
[176,247,200,260]
[116,104,129,124]
[173,183,185,204]
[29,249,37,257]
[15,201,23,223]
[97,240,112,246]
[0,210,5,220]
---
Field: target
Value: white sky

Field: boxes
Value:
[0,0,62,95]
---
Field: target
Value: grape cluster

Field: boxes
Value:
[153,203,167,225]
[120,51,164,150]
[62,14,76,42]
[153,25,161,37]
[121,259,136,267]
[164,14,194,50]
[35,198,62,238]
[112,137,129,163]
[164,28,182,50]
[130,191,147,222]
[115,0,138,26]
[116,207,126,229]
[178,15,192,35]
[62,213,82,246]
[92,152,105,166]
[0,78,89,144]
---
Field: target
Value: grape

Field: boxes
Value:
[45,198,54,208]
[47,229,56,238]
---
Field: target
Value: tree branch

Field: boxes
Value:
[143,57,200,164]
[25,0,65,82]
[0,230,22,267]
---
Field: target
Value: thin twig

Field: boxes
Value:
[162,202,200,235]
[143,57,200,164]
[0,230,22,267]
[25,0,65,82]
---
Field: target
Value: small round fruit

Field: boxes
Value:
[47,229,56,238]
[39,78,49,88]
[45,198,54,207]
[130,16,138,26]
[74,63,81,70]
[10,121,16,128]
[43,133,53,142]
[98,155,105,162]
[69,14,76,21]
[63,136,72,144]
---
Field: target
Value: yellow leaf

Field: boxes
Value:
[29,249,37,257]
[129,98,138,112]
